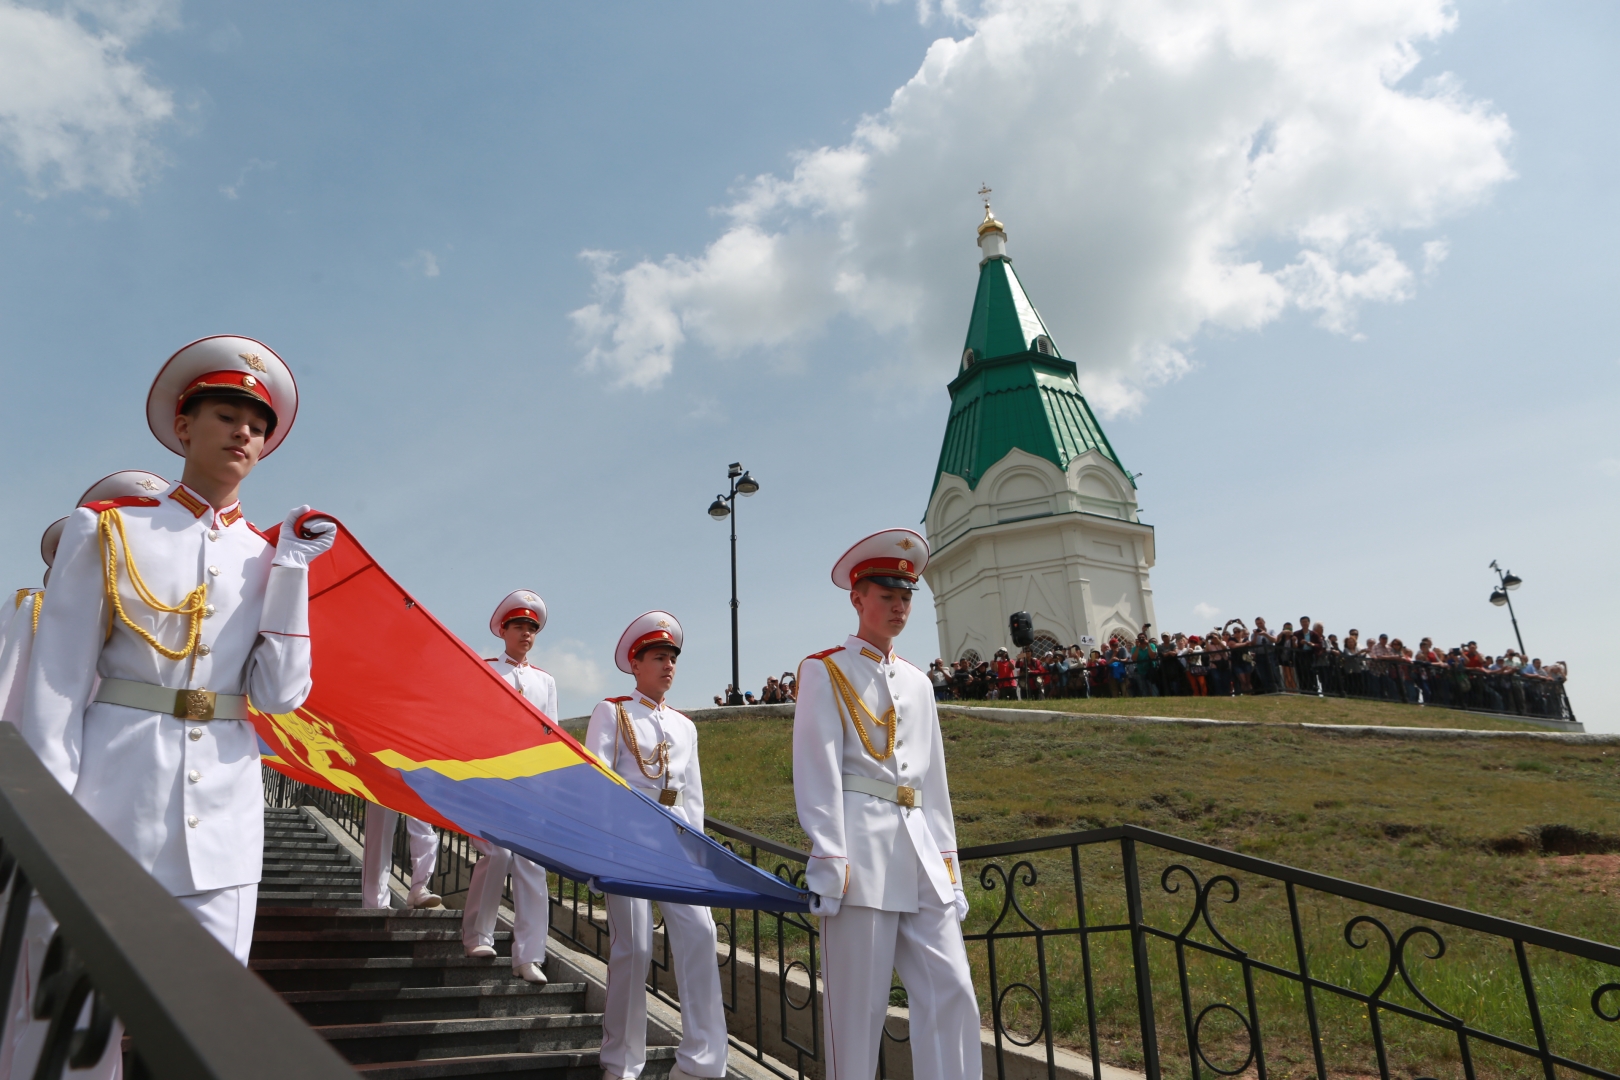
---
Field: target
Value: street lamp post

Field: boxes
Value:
[708,463,759,706]
[1487,560,1527,657]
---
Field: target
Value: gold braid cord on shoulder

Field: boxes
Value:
[13,588,29,610]
[820,657,896,761]
[614,702,669,783]
[31,591,43,635]
[98,508,208,660]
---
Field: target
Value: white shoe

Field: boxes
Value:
[513,961,547,985]
[465,944,497,958]
[667,1065,713,1080]
[407,884,443,909]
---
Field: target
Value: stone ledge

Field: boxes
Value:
[560,701,1591,739]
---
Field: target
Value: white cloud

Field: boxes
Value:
[1193,601,1221,623]
[219,157,272,200]
[404,249,440,278]
[535,638,609,714]
[572,0,1512,413]
[0,0,177,198]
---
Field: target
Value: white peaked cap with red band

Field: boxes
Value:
[615,610,683,674]
[831,528,929,591]
[41,468,171,568]
[147,335,299,458]
[490,589,548,638]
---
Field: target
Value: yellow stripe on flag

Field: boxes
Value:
[375,742,587,781]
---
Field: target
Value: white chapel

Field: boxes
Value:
[922,204,1157,662]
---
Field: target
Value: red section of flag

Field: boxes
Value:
[251,519,592,837]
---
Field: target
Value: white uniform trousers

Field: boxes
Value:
[361,804,439,908]
[819,883,981,1080]
[461,837,550,965]
[601,894,727,1079]
[1,883,255,1080]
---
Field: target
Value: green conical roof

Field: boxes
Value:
[963,258,1056,363]
[930,238,1128,500]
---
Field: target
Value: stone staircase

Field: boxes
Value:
[252,805,676,1078]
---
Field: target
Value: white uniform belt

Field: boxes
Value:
[843,774,921,809]
[94,678,248,722]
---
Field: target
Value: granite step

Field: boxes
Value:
[280,982,585,1025]
[352,1048,682,1080]
[257,889,366,907]
[252,929,484,961]
[252,956,527,993]
[255,908,465,932]
[316,1015,603,1064]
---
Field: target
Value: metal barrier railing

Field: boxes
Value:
[265,765,1620,1080]
[0,725,353,1080]
[948,644,1576,723]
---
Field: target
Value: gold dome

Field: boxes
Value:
[977,205,1005,237]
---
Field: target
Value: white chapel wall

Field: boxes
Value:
[924,449,1156,662]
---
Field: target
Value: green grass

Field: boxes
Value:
[697,711,1620,1079]
[948,691,1564,731]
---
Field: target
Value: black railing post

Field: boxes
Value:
[1120,835,1162,1080]
[1072,844,1102,1080]
[1513,938,1557,1080]
[1285,882,1327,1080]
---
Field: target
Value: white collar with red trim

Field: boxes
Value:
[845,633,895,665]
[165,481,243,530]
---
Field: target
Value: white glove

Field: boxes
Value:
[953,890,969,923]
[809,893,842,918]
[273,505,336,569]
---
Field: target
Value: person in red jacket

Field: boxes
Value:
[992,648,1016,699]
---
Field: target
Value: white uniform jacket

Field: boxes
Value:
[583,694,705,832]
[488,655,559,720]
[0,590,42,727]
[793,635,959,912]
[20,483,313,894]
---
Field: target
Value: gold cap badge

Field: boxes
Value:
[239,353,268,373]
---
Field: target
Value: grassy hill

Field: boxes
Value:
[694,708,1620,1079]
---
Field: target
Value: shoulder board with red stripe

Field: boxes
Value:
[83,496,161,512]
[605,695,633,704]
[804,646,846,661]
[246,522,272,543]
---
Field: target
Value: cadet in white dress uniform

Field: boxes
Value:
[583,612,726,1080]
[19,336,333,959]
[793,529,981,1079]
[361,806,442,910]
[460,590,556,984]
[0,473,166,1080]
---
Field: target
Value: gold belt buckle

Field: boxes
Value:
[174,689,216,721]
[658,788,678,807]
[896,785,915,809]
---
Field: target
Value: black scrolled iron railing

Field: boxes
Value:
[263,764,1620,1080]
[955,643,1577,724]
[0,725,353,1080]
[958,824,1620,1080]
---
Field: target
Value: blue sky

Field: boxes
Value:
[1,1,1615,728]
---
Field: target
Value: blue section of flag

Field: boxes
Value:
[397,765,809,911]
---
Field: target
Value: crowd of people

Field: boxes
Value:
[917,616,1570,720]
[715,617,1570,721]
[714,672,798,707]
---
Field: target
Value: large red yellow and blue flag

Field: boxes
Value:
[249,519,808,912]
